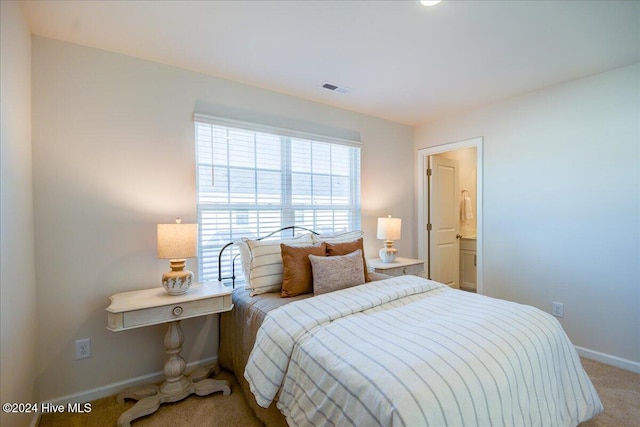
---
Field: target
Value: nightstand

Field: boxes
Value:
[368,257,425,277]
[106,281,233,427]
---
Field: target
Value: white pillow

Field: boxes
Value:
[309,249,365,295]
[312,230,364,244]
[241,233,314,296]
[236,240,252,282]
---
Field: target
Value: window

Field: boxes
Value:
[195,116,361,283]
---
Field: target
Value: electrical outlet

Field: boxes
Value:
[552,302,564,318]
[75,338,91,359]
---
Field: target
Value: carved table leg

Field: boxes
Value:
[116,384,158,405]
[189,363,220,382]
[116,320,230,426]
[117,394,161,427]
[159,321,192,400]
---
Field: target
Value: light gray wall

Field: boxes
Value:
[31,37,414,400]
[415,64,640,367]
[0,2,38,426]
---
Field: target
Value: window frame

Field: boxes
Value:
[194,114,362,283]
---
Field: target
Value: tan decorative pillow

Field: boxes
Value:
[309,249,365,295]
[325,237,371,282]
[280,242,326,298]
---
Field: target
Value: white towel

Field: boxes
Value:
[462,193,473,221]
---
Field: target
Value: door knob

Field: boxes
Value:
[456,234,463,239]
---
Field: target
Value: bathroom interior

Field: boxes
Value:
[433,147,477,292]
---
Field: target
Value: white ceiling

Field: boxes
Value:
[20,0,640,125]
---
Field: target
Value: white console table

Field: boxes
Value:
[106,281,233,427]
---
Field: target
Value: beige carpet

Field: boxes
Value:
[39,358,639,426]
[578,358,640,427]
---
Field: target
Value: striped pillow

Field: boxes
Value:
[312,230,364,244]
[242,234,314,296]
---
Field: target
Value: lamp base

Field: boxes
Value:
[379,246,398,263]
[162,259,193,295]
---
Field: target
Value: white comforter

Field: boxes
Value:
[245,275,602,427]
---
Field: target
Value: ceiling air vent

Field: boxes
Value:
[321,82,351,95]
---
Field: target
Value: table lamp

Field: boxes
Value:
[377,215,402,263]
[157,217,198,295]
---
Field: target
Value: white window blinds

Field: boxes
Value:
[195,116,361,283]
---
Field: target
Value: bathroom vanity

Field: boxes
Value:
[460,237,477,292]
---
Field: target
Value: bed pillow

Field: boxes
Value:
[242,233,314,296]
[313,230,364,244]
[236,240,252,282]
[325,237,371,283]
[309,249,365,296]
[280,242,326,298]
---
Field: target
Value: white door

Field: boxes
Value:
[428,156,460,288]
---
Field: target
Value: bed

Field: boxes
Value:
[218,228,602,427]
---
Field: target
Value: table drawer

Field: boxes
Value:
[379,263,424,277]
[123,297,224,329]
[401,263,424,276]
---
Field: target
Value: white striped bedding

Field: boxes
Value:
[245,275,603,427]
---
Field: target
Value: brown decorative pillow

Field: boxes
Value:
[280,242,326,297]
[325,237,371,282]
[309,249,365,295]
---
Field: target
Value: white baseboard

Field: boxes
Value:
[29,356,216,427]
[576,346,640,374]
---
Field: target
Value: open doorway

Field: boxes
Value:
[417,137,483,293]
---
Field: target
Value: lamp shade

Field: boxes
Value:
[377,216,402,241]
[157,223,198,259]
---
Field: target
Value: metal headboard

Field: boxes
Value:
[217,225,320,288]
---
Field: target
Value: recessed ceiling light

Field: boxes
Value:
[420,0,442,6]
